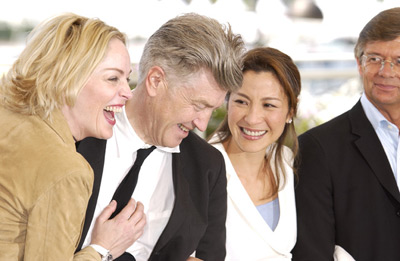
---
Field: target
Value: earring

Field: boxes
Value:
[287,119,292,124]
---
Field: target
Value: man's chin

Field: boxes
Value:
[164,137,185,148]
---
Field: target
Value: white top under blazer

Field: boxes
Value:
[212,142,297,261]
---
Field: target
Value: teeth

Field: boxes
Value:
[242,128,266,136]
[104,106,122,113]
[178,123,189,132]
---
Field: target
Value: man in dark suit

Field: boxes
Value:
[292,7,400,261]
[75,13,244,261]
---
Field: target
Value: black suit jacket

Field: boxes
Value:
[292,101,400,261]
[76,131,227,261]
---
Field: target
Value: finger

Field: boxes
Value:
[128,202,145,223]
[97,200,117,223]
[114,198,137,220]
[130,215,146,241]
[133,212,146,230]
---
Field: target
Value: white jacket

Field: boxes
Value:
[212,143,297,261]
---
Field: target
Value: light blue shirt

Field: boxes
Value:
[361,93,400,190]
[256,197,280,231]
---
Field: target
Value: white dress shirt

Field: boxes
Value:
[361,93,400,190]
[82,107,178,261]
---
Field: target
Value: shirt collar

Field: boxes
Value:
[114,107,180,155]
[360,92,395,131]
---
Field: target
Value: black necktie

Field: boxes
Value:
[110,146,156,219]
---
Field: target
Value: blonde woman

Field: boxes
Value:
[0,13,145,260]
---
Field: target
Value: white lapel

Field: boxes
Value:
[214,143,296,255]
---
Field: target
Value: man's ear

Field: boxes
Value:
[145,66,166,97]
[356,57,363,76]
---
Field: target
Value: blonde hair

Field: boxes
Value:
[0,13,126,120]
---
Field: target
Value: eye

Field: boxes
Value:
[395,58,400,66]
[108,77,119,82]
[367,56,382,64]
[234,99,247,105]
[264,103,276,108]
[194,103,206,111]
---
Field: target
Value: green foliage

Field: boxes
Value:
[0,20,34,41]
[294,117,323,135]
[205,105,227,138]
[0,22,11,40]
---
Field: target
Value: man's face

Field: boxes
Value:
[149,68,226,148]
[357,36,400,117]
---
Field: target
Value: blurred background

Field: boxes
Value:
[1,0,399,136]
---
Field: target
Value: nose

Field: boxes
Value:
[244,105,262,125]
[379,60,396,77]
[120,81,133,100]
[193,110,213,132]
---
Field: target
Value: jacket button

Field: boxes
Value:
[396,210,400,217]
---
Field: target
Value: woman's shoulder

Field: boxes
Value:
[2,109,93,191]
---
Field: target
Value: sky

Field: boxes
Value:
[1,0,399,61]
[1,0,399,81]
[2,0,398,40]
[1,0,399,66]
[1,0,399,124]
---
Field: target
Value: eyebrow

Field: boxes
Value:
[103,67,132,75]
[365,52,400,58]
[194,98,215,108]
[235,92,283,102]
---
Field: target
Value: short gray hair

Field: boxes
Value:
[138,12,245,92]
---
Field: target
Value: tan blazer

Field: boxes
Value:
[0,106,99,260]
[212,143,297,261]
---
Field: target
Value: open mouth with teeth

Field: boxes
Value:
[241,127,267,137]
[103,106,122,125]
[178,123,189,132]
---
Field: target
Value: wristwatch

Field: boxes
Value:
[90,244,113,261]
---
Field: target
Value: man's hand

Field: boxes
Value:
[90,198,146,258]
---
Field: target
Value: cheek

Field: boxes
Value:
[361,74,375,93]
[227,108,237,122]
[227,108,241,128]
[179,108,199,123]
[361,69,375,81]
[267,111,287,126]
[86,81,119,107]
[227,104,243,119]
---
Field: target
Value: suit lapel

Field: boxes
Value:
[75,137,107,251]
[223,143,294,254]
[219,142,273,242]
[350,102,400,203]
[227,173,272,236]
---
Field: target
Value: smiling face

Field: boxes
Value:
[225,70,290,154]
[357,36,400,118]
[149,68,226,148]
[62,38,132,141]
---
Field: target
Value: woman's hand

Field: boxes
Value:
[90,198,146,258]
